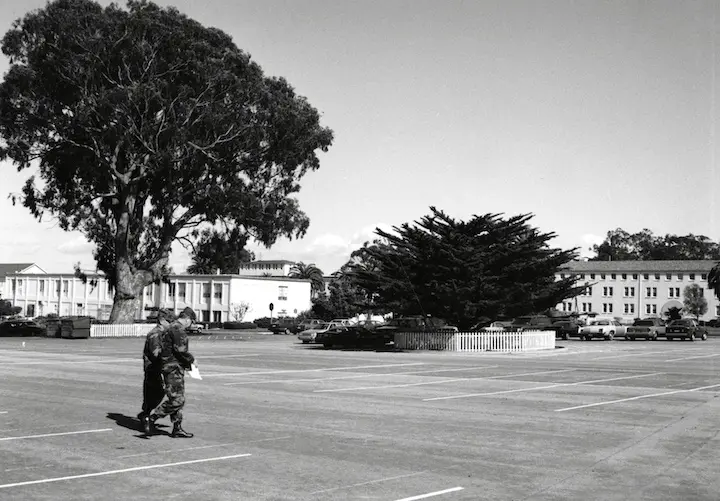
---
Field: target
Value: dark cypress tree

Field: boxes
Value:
[348,207,584,330]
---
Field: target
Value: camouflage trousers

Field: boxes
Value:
[142,367,165,415]
[152,367,186,424]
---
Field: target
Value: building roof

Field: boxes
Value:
[0,263,39,279]
[561,260,718,273]
[239,260,296,266]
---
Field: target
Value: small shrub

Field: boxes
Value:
[223,321,258,330]
[254,317,272,328]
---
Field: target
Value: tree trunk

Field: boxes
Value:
[108,259,150,324]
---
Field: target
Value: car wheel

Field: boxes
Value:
[625,335,630,341]
[688,333,696,341]
[667,336,673,341]
[702,333,708,341]
[284,328,290,335]
[607,332,614,341]
[563,333,569,340]
[651,333,657,341]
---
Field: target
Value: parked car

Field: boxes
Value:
[269,318,299,335]
[706,318,720,328]
[625,318,666,341]
[508,315,556,332]
[322,321,394,350]
[664,319,708,341]
[578,318,626,341]
[330,318,356,327]
[186,323,204,335]
[297,322,345,344]
[0,319,45,337]
[294,318,324,334]
[546,319,581,340]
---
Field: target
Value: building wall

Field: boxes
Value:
[556,261,719,321]
[4,272,312,323]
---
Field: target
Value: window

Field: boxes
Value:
[632,274,638,280]
[603,303,613,313]
[645,304,657,315]
[621,273,627,280]
[178,283,186,301]
[278,286,288,301]
[202,310,210,322]
[582,286,592,296]
[645,287,657,298]
[624,287,635,297]
[669,287,680,298]
[702,273,708,280]
[560,273,565,279]
[600,274,606,280]
[17,279,24,295]
[643,274,649,280]
[62,280,69,298]
[677,274,683,280]
[689,274,695,280]
[655,274,660,280]
[579,274,585,279]
[167,283,176,300]
[202,283,211,299]
[603,286,614,297]
[145,286,153,298]
[39,280,45,294]
[213,311,221,323]
[590,274,595,279]
[611,274,616,280]
[666,274,671,280]
[624,303,635,314]
[213,284,222,302]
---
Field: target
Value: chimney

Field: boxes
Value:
[216,268,220,275]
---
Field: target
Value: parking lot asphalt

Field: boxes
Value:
[1,334,720,501]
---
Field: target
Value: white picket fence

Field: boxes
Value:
[90,324,155,338]
[394,330,555,353]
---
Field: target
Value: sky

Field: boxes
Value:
[0,0,718,275]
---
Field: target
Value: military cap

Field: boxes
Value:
[179,307,197,321]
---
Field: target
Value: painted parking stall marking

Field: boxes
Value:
[225,365,501,386]
[0,428,112,442]
[664,353,720,362]
[555,383,720,412]
[424,372,663,401]
[204,362,426,377]
[394,487,464,501]
[0,453,252,490]
[309,471,429,495]
[315,369,577,394]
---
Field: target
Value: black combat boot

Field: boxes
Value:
[171,422,193,438]
[141,414,157,435]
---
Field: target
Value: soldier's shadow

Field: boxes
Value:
[106,412,169,439]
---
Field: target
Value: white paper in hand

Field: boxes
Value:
[188,363,202,380]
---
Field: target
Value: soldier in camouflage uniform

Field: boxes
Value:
[137,309,173,422]
[142,307,196,438]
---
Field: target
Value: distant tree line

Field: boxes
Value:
[590,229,720,261]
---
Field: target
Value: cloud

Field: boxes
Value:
[57,236,95,255]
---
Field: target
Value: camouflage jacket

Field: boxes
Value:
[143,324,166,372]
[158,321,195,372]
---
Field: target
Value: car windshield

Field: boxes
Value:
[591,320,610,326]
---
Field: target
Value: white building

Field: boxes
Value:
[0,263,46,301]
[3,270,311,323]
[556,260,719,321]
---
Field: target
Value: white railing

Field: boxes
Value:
[394,330,555,352]
[90,324,155,338]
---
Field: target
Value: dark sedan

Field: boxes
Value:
[0,319,45,337]
[664,319,708,341]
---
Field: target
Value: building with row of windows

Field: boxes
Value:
[1,264,312,323]
[556,260,719,320]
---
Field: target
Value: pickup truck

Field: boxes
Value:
[625,318,665,341]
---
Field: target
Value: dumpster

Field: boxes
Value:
[45,318,61,338]
[60,317,91,339]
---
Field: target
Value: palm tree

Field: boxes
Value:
[289,262,326,298]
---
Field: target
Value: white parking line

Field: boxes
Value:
[194,354,261,359]
[664,353,720,362]
[0,428,112,442]
[395,487,464,501]
[555,383,720,412]
[117,436,291,459]
[315,369,577,394]
[423,372,663,401]
[0,412,7,415]
[590,349,704,361]
[0,453,252,490]
[309,471,428,494]
[224,365,501,386]
[203,362,425,377]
